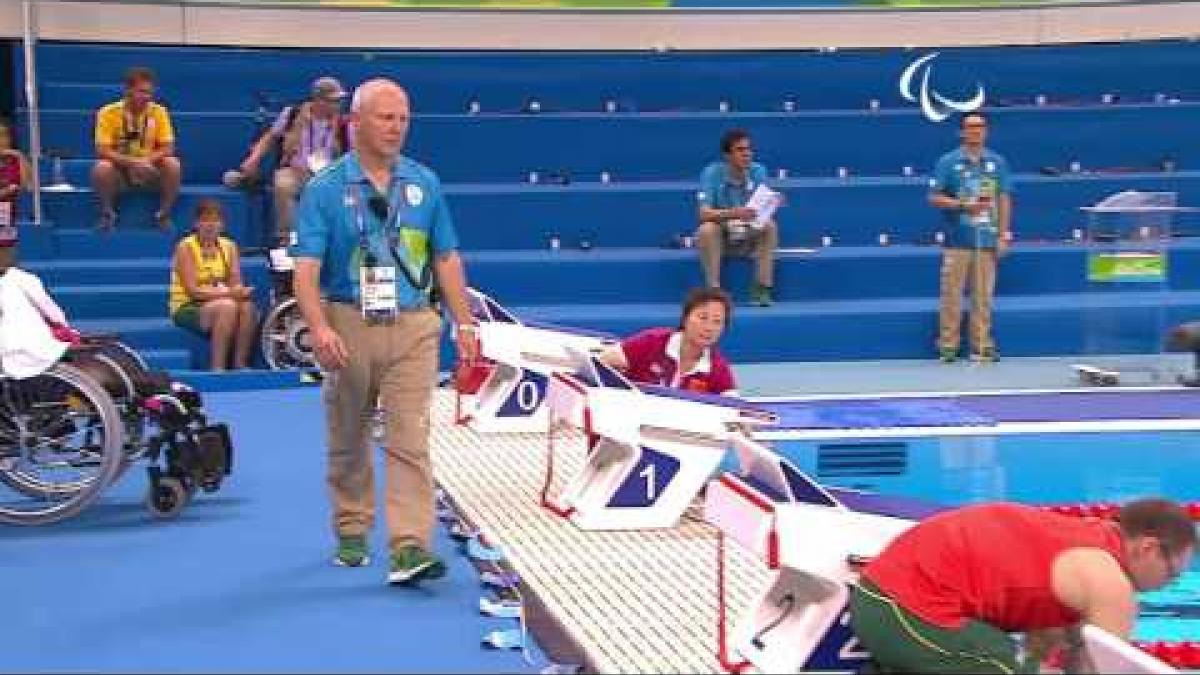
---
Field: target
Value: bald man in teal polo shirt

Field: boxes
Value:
[292,78,479,587]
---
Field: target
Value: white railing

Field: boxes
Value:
[1,1,1198,51]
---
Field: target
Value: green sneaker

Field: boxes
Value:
[388,545,446,585]
[750,283,774,307]
[333,535,370,567]
[938,346,958,363]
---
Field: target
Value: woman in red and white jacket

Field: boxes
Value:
[600,287,738,396]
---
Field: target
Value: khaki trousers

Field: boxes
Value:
[273,166,312,242]
[695,219,779,288]
[938,247,997,354]
[322,302,442,553]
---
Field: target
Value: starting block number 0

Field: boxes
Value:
[497,371,548,418]
[515,379,541,411]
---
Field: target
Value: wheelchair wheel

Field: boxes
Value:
[260,297,315,370]
[108,340,150,373]
[0,363,125,525]
[67,342,150,473]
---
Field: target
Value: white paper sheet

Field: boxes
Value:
[745,184,783,228]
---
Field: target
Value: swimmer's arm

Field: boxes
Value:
[598,343,628,371]
[1056,549,1136,639]
[1077,559,1137,639]
[1050,550,1137,672]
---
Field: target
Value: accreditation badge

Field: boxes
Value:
[359,265,398,324]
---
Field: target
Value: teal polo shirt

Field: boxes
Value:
[697,161,770,211]
[291,151,460,308]
[929,147,1012,250]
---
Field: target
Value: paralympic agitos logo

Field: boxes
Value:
[899,52,986,123]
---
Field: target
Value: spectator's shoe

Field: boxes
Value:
[154,210,173,232]
[970,347,999,363]
[750,283,775,307]
[332,534,370,567]
[95,209,116,233]
[938,346,959,363]
[388,545,446,585]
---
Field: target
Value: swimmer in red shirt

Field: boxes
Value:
[851,498,1196,673]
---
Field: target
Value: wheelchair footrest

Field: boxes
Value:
[194,423,233,486]
[167,423,233,493]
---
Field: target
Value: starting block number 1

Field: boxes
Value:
[607,448,681,508]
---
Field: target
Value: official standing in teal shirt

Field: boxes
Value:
[292,78,479,586]
[929,111,1013,364]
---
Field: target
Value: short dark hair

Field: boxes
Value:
[720,128,751,155]
[680,287,733,328]
[194,198,224,221]
[1117,498,1198,555]
[960,111,988,128]
[123,66,157,88]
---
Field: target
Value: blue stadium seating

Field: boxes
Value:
[26,104,1196,182]
[11,40,1200,369]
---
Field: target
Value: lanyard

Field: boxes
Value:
[350,179,432,293]
[122,105,150,146]
[194,238,229,286]
[304,119,333,157]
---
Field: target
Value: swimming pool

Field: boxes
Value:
[772,430,1200,643]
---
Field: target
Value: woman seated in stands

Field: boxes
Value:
[600,287,738,396]
[0,117,32,225]
[168,199,258,370]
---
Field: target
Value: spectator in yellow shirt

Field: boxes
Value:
[168,199,258,370]
[91,66,182,233]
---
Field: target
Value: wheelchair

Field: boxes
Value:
[0,336,234,525]
[259,247,316,371]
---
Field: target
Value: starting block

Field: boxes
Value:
[455,288,616,433]
[705,436,1180,674]
[705,435,926,674]
[541,350,777,531]
[1084,625,1179,674]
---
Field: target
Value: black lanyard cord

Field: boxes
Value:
[352,181,432,293]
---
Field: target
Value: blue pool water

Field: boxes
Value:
[772,430,1200,642]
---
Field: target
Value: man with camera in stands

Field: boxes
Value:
[227,76,351,246]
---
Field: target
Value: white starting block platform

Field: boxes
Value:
[437,289,1184,673]
[431,387,774,672]
[431,386,1179,674]
[455,289,618,434]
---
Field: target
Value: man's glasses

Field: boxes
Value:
[1160,542,1185,582]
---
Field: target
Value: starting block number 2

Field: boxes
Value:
[749,597,870,670]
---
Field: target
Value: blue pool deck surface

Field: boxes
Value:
[3,353,1197,671]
